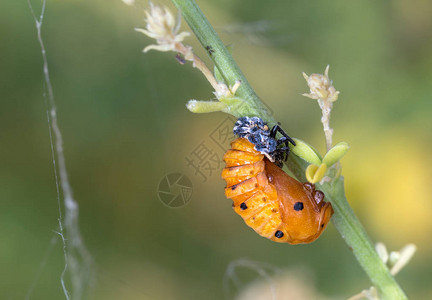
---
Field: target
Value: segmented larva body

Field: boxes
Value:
[222,138,333,244]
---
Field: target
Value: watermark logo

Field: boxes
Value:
[157,173,193,208]
[185,116,237,182]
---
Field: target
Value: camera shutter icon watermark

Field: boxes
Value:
[157,173,193,208]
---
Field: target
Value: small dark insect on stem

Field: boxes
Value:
[205,45,215,56]
[175,53,186,64]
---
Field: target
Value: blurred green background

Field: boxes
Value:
[1,0,431,299]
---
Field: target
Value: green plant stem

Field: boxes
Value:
[172,0,272,124]
[172,0,408,299]
[321,176,408,300]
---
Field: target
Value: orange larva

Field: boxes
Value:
[222,137,334,244]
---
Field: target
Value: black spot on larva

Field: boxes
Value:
[271,208,277,213]
[240,202,248,210]
[275,230,284,238]
[321,224,324,228]
[231,185,237,190]
[293,202,304,211]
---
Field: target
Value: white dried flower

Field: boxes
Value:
[121,0,135,6]
[213,80,241,99]
[302,65,339,102]
[389,244,417,276]
[375,242,417,276]
[302,65,340,151]
[375,242,389,264]
[350,242,417,300]
[135,3,190,53]
[348,286,379,300]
